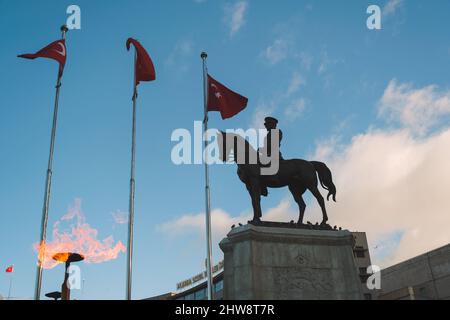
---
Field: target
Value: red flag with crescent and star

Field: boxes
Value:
[207,74,248,119]
[126,38,156,86]
[18,39,67,75]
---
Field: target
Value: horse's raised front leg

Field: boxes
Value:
[247,181,262,222]
[289,184,306,224]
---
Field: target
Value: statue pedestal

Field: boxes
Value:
[219,223,363,300]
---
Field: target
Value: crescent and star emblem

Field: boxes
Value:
[210,83,222,98]
[53,42,66,57]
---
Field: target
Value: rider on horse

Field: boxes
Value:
[259,116,283,196]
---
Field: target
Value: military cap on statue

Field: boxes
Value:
[264,116,279,126]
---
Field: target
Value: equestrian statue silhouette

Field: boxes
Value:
[217,117,336,226]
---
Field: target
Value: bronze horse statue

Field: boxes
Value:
[217,131,336,225]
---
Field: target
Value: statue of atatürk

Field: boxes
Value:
[262,117,284,159]
[259,117,283,197]
[218,121,337,227]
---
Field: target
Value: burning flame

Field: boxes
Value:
[52,252,71,263]
[34,198,126,269]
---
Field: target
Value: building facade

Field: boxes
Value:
[352,231,375,300]
[378,243,450,300]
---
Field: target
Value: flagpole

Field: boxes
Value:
[201,52,214,300]
[34,25,68,301]
[8,272,13,300]
[126,51,138,300]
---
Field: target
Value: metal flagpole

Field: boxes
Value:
[201,52,214,300]
[7,272,13,300]
[126,51,138,300]
[34,25,68,301]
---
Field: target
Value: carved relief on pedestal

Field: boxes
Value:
[273,267,333,299]
[294,249,309,266]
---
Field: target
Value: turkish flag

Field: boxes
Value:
[18,39,67,75]
[5,265,13,273]
[126,38,156,85]
[207,74,248,119]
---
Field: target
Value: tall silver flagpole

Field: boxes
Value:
[126,51,138,300]
[34,25,68,301]
[201,52,214,300]
[7,272,13,300]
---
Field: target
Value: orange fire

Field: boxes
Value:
[52,252,71,263]
[33,199,126,269]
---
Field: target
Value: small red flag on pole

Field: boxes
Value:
[126,38,156,85]
[18,39,67,75]
[5,264,14,300]
[207,74,248,119]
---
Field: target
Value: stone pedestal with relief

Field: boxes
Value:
[219,223,363,300]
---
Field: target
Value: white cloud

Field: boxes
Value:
[284,98,306,121]
[312,126,450,268]
[165,39,195,77]
[250,71,306,128]
[318,50,331,75]
[111,210,129,224]
[165,39,194,66]
[383,0,403,16]
[316,50,343,80]
[297,51,313,71]
[309,81,450,267]
[286,72,305,96]
[318,63,327,75]
[261,38,289,65]
[378,79,450,135]
[158,199,298,252]
[224,1,248,37]
[158,208,240,243]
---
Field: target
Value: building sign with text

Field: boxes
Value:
[176,260,224,291]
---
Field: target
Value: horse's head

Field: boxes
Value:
[217,131,257,164]
[217,131,233,162]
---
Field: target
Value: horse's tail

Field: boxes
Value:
[311,161,337,202]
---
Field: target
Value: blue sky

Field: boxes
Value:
[0,0,449,299]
